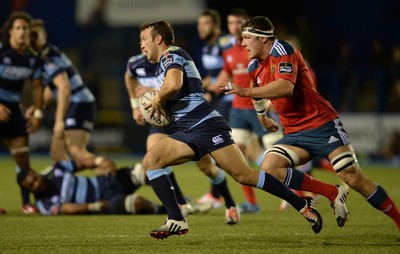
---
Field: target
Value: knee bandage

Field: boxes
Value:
[331,151,358,174]
[10,146,30,155]
[264,145,299,167]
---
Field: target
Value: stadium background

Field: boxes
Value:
[1,0,399,164]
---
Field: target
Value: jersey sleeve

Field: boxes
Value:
[36,198,61,215]
[42,56,66,83]
[55,160,79,173]
[273,54,298,84]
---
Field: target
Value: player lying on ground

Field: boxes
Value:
[17,157,167,215]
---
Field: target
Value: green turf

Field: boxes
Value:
[0,155,399,254]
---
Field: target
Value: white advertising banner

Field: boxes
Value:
[339,113,400,154]
[76,0,206,26]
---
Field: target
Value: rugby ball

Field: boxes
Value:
[139,91,171,128]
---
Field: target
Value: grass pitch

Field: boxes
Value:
[0,155,399,254]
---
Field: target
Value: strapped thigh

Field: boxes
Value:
[330,151,358,174]
[264,144,299,167]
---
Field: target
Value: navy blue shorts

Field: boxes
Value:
[229,108,268,136]
[148,122,178,136]
[170,117,235,161]
[276,119,350,158]
[65,102,96,132]
[0,102,27,138]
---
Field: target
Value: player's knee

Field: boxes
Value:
[230,170,253,185]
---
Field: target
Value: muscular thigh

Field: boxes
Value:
[143,137,194,169]
[147,133,168,150]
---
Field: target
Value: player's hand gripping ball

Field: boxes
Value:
[139,91,171,128]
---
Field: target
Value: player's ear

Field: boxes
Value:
[262,38,268,44]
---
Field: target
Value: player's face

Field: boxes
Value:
[30,26,47,50]
[242,34,264,59]
[21,170,47,194]
[227,15,245,40]
[9,18,30,48]
[141,28,159,63]
[197,15,216,41]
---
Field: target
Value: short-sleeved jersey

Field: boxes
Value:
[222,44,254,110]
[156,46,223,130]
[35,160,101,215]
[248,39,338,134]
[201,34,235,83]
[0,44,42,103]
[126,53,158,88]
[40,43,94,103]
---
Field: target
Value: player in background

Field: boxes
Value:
[197,9,257,210]
[140,21,323,239]
[0,11,44,214]
[28,19,97,164]
[17,157,167,216]
[124,23,238,222]
[221,16,400,230]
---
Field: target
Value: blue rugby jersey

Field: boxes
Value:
[39,43,94,103]
[0,44,42,103]
[201,34,235,83]
[156,46,224,130]
[126,53,158,88]
[35,160,101,215]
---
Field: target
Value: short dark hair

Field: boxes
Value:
[142,21,175,46]
[242,16,275,39]
[201,9,221,27]
[228,8,249,20]
[1,11,32,47]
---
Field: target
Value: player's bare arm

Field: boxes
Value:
[26,78,44,133]
[60,201,109,215]
[52,72,71,138]
[208,69,232,95]
[0,103,11,122]
[124,70,145,125]
[220,78,293,99]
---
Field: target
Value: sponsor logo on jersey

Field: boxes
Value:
[257,76,262,85]
[278,62,293,74]
[161,55,174,69]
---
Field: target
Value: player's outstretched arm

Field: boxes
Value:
[59,201,109,215]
